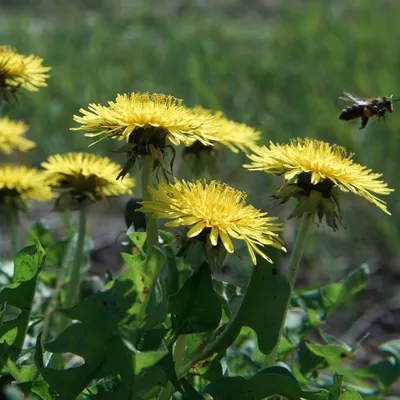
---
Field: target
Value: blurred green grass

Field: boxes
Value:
[1,0,400,282]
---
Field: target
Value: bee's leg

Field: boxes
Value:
[360,117,369,129]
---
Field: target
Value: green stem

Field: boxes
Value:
[8,210,19,257]
[5,358,22,382]
[159,335,187,400]
[264,213,312,367]
[51,205,86,369]
[64,203,87,308]
[141,155,158,256]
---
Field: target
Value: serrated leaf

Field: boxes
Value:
[234,258,291,354]
[169,263,222,334]
[120,247,165,327]
[0,241,45,361]
[205,366,329,400]
[35,264,140,399]
[125,227,148,254]
[292,265,370,335]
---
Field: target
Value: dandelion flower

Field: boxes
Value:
[0,46,51,100]
[138,178,286,265]
[244,138,393,229]
[71,93,222,179]
[0,117,35,153]
[72,92,219,147]
[0,164,53,212]
[189,107,261,153]
[41,153,135,210]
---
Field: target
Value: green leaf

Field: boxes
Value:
[180,377,206,399]
[0,241,45,361]
[133,353,179,397]
[169,263,222,334]
[305,340,353,366]
[165,246,179,296]
[205,366,329,400]
[46,239,70,267]
[135,350,168,375]
[35,265,139,399]
[195,356,223,381]
[26,220,54,248]
[136,328,168,351]
[292,265,370,334]
[328,374,344,400]
[58,279,138,336]
[142,277,168,330]
[355,339,400,392]
[234,258,291,354]
[16,364,53,400]
[338,388,363,400]
[126,227,147,254]
[120,246,166,327]
[158,230,177,247]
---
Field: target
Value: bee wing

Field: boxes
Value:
[340,91,368,105]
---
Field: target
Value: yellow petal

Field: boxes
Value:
[209,226,219,246]
[187,221,206,238]
[219,230,234,253]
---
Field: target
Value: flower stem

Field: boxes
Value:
[141,155,158,255]
[64,203,87,309]
[50,205,86,369]
[8,209,19,257]
[159,335,187,400]
[264,213,312,367]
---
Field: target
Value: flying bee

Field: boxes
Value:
[338,92,399,129]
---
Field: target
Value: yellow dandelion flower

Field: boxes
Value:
[41,153,135,200]
[190,107,261,153]
[0,46,51,98]
[71,92,219,147]
[244,138,393,216]
[138,178,286,265]
[0,164,54,205]
[0,117,35,154]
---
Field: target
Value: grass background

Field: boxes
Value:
[1,0,400,352]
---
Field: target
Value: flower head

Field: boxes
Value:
[0,46,51,101]
[72,92,219,147]
[41,153,135,210]
[71,93,221,180]
[244,138,393,228]
[138,178,286,265]
[189,107,261,153]
[0,164,54,212]
[0,117,35,154]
